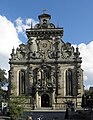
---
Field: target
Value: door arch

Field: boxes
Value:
[41,94,50,107]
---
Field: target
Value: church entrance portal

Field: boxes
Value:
[41,94,50,107]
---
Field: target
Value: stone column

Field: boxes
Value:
[51,70,54,83]
[9,69,14,95]
[52,89,55,109]
[36,90,39,108]
[29,67,33,86]
[28,66,33,94]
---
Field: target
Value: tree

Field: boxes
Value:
[8,95,26,120]
[0,68,8,106]
[0,68,7,83]
[84,89,91,96]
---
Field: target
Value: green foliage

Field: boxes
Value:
[0,68,8,106]
[0,68,7,83]
[84,89,91,96]
[8,95,26,120]
[82,90,93,108]
[0,89,4,106]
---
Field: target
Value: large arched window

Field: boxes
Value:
[66,69,73,96]
[19,70,25,95]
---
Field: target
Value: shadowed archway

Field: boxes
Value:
[41,94,50,107]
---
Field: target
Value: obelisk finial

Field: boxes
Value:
[31,21,33,29]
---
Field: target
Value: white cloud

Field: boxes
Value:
[0,15,21,75]
[15,17,38,36]
[15,17,23,33]
[78,41,93,89]
[0,15,37,77]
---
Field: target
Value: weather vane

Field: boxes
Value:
[43,9,46,14]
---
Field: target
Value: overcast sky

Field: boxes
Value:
[0,0,93,89]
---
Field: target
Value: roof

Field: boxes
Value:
[38,13,51,20]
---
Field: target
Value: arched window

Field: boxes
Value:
[33,68,38,84]
[46,67,51,80]
[19,70,25,95]
[66,69,73,96]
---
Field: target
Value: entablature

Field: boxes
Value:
[26,28,63,38]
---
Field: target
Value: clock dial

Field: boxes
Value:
[42,42,47,48]
[39,40,51,51]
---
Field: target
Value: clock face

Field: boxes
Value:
[42,42,47,48]
[39,40,51,51]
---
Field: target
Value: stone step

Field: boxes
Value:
[0,116,11,120]
[22,110,66,120]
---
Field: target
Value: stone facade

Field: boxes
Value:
[9,12,84,110]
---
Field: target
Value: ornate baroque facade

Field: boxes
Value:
[9,12,84,110]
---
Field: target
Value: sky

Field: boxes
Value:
[0,0,93,89]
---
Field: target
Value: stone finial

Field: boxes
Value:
[12,47,15,54]
[31,21,33,29]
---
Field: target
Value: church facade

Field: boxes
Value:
[9,12,84,110]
